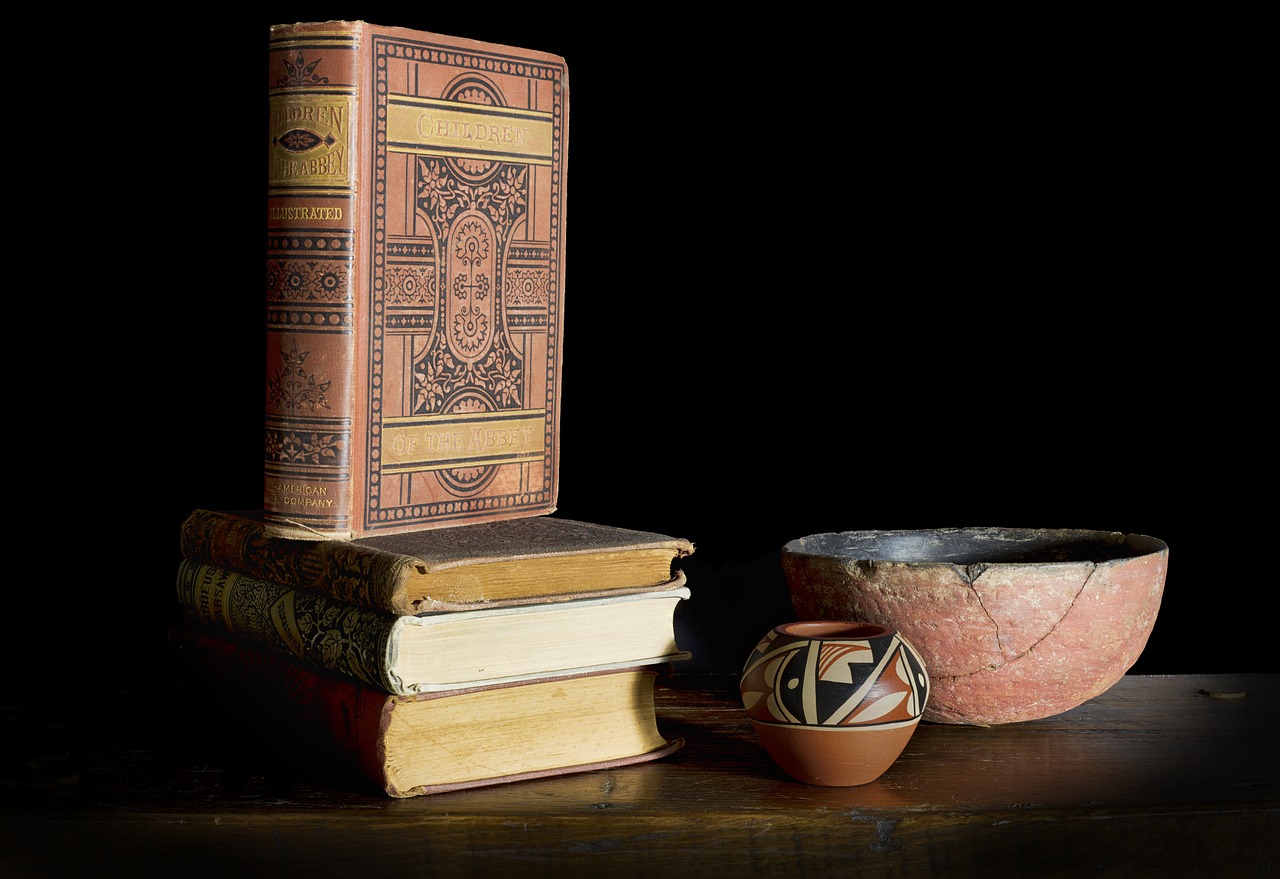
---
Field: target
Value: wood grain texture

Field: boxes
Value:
[3,674,1276,877]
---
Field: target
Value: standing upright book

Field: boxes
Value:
[265,20,569,539]
[180,509,694,614]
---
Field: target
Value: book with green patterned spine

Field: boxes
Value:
[174,559,691,696]
[264,20,569,539]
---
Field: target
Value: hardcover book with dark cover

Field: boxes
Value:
[181,509,695,614]
[264,21,569,539]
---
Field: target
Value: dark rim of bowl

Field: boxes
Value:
[781,527,1167,565]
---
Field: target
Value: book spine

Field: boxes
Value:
[174,558,401,694]
[169,626,394,795]
[263,21,364,539]
[179,509,418,614]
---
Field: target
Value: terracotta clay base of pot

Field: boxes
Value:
[750,718,920,787]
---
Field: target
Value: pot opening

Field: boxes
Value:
[778,621,891,640]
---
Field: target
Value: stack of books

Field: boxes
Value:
[173,21,696,797]
[173,510,694,797]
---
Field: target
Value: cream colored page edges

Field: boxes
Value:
[382,671,662,789]
[395,589,689,688]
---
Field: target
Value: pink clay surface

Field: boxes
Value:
[786,545,1167,725]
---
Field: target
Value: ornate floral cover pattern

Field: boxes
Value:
[264,21,568,538]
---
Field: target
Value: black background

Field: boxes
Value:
[23,11,1267,701]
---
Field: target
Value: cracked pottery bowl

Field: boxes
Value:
[781,528,1169,725]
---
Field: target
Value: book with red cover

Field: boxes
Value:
[264,20,569,539]
[170,627,682,798]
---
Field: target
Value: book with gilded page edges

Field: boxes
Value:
[180,509,694,615]
[264,20,569,539]
[170,627,682,798]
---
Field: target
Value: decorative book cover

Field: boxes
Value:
[265,20,569,539]
[170,627,683,798]
[180,508,695,614]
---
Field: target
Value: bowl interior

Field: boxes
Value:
[784,527,1165,565]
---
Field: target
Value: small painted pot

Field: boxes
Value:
[740,621,930,786]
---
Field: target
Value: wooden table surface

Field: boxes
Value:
[3,673,1276,878]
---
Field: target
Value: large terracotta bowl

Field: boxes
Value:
[782,528,1168,725]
